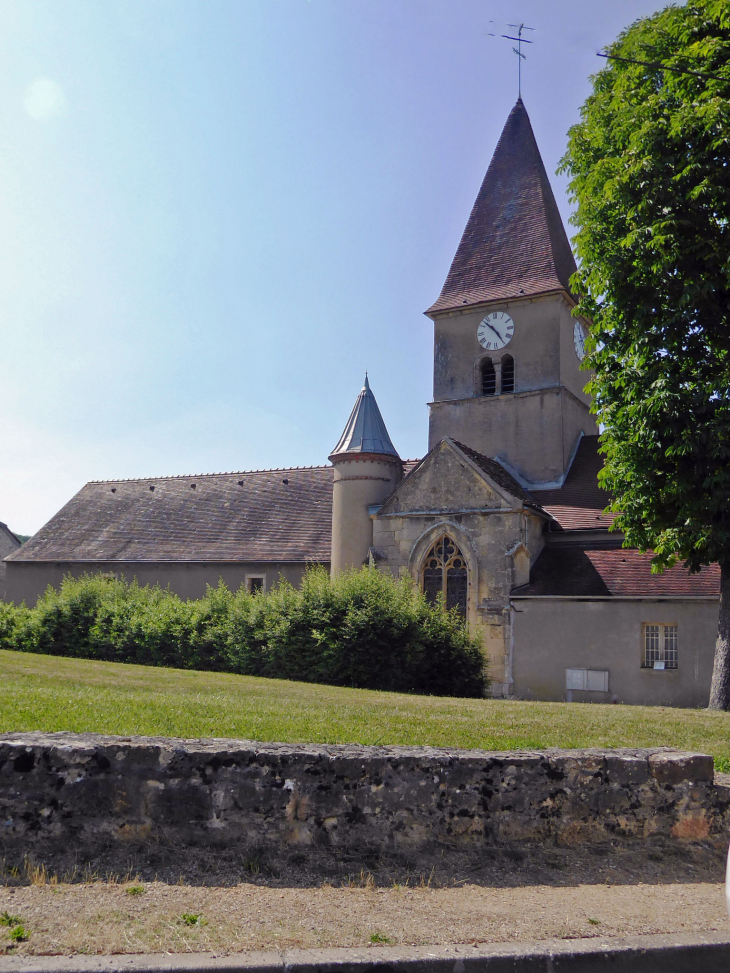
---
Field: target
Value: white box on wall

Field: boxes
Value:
[566,668,586,690]
[566,668,609,692]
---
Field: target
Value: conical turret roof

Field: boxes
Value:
[330,376,400,459]
[427,99,577,316]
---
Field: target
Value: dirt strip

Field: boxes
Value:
[0,881,728,956]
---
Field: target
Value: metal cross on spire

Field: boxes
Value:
[488,22,535,97]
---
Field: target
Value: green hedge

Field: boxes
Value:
[0,568,488,698]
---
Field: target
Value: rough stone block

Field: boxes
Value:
[671,809,710,840]
[547,751,605,783]
[604,752,650,786]
[648,751,714,785]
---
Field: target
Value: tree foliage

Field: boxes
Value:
[560,0,730,574]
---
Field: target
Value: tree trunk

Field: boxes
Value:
[708,561,730,710]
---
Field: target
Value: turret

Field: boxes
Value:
[329,376,402,576]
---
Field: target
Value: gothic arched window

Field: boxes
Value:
[501,354,515,393]
[422,536,468,617]
[480,358,496,396]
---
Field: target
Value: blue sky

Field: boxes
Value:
[1,0,669,535]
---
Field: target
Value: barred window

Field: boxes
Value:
[642,623,678,669]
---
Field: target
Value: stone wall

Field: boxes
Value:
[3,560,318,607]
[1,733,728,876]
[372,440,547,692]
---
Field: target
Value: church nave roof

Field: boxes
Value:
[7,466,335,564]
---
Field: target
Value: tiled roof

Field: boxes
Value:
[330,376,400,458]
[8,467,335,564]
[532,436,617,530]
[452,440,535,504]
[513,545,720,598]
[427,99,577,316]
[8,455,423,566]
[0,523,21,549]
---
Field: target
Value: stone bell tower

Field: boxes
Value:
[425,98,597,488]
[329,376,402,576]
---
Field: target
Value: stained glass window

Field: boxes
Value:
[421,536,468,618]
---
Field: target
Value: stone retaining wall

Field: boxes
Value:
[1,733,728,871]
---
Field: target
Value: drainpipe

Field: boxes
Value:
[504,603,515,697]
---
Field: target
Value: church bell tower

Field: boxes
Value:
[425,99,597,488]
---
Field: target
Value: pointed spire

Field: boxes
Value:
[330,376,400,459]
[426,99,577,315]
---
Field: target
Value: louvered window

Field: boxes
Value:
[481,359,496,396]
[422,536,468,618]
[501,354,515,393]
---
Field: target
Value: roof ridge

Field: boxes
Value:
[88,465,333,485]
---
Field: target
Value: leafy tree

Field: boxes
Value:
[559,1,730,708]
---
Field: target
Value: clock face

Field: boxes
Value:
[573,321,587,361]
[477,311,514,351]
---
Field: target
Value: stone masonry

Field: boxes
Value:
[1,733,728,872]
[373,440,546,693]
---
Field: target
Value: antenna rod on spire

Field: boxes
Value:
[487,21,535,98]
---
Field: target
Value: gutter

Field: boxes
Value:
[510,594,719,602]
[4,559,331,566]
[3,933,730,973]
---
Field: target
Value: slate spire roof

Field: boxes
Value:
[427,98,577,315]
[330,375,400,459]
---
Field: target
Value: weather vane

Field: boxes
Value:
[488,22,535,97]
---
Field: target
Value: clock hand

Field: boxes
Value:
[486,322,504,341]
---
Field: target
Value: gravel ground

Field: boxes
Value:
[0,881,728,956]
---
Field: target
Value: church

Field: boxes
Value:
[5,100,720,707]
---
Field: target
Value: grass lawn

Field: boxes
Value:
[1,648,730,769]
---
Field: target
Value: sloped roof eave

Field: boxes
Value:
[7,557,331,565]
[425,284,573,318]
[378,438,534,517]
[513,545,720,598]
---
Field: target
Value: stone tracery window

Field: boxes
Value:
[422,536,468,617]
